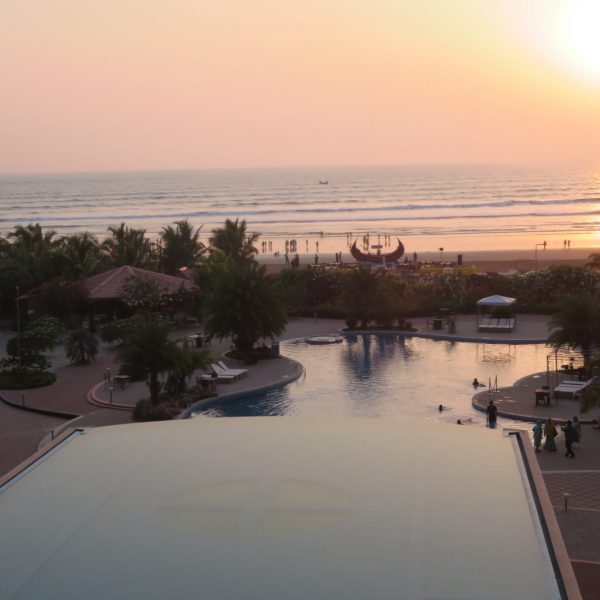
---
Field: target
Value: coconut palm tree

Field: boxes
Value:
[57,233,103,279]
[64,328,99,364]
[6,224,60,283]
[102,223,153,267]
[7,224,58,258]
[165,339,210,396]
[203,259,286,354]
[210,218,259,262]
[117,320,180,404]
[160,219,205,275]
[548,293,600,374]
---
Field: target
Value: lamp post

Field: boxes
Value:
[535,241,547,299]
[15,285,22,368]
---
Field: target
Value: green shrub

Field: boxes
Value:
[0,368,56,389]
[132,398,180,421]
[99,318,138,344]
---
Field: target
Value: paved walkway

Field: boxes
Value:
[0,318,345,476]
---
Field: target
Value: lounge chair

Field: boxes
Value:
[203,368,236,384]
[211,363,246,380]
[217,361,248,378]
[553,378,593,398]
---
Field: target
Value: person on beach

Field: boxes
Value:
[543,418,558,451]
[473,378,479,387]
[486,400,497,428]
[572,416,582,447]
[562,420,576,458]
[532,420,543,453]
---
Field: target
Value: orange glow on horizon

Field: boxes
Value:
[1,0,600,173]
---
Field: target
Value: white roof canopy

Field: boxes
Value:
[0,418,563,599]
[477,294,517,307]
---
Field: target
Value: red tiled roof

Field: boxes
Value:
[81,266,198,300]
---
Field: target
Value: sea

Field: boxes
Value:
[1,164,599,255]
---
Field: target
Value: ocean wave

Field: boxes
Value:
[2,206,600,226]
[1,196,599,222]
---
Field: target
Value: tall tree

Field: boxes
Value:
[548,293,600,374]
[102,223,153,267]
[203,259,286,353]
[210,218,259,262]
[160,219,205,275]
[342,267,384,328]
[6,224,60,284]
[117,320,180,404]
[57,233,103,279]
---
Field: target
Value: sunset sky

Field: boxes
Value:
[2,0,600,173]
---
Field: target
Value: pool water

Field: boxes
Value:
[194,335,549,423]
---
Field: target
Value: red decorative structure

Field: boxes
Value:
[350,239,405,265]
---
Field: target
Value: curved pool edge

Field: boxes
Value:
[181,356,305,418]
[340,328,548,345]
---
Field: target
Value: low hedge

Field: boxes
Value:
[0,368,56,389]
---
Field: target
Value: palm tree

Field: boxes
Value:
[548,293,600,374]
[65,329,99,364]
[203,259,286,353]
[342,267,384,328]
[6,224,60,283]
[160,219,205,275]
[166,339,210,396]
[210,218,259,262]
[102,223,153,267]
[7,224,58,258]
[57,233,103,279]
[117,320,180,404]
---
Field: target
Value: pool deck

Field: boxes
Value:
[1,314,600,596]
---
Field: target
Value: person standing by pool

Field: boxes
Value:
[486,400,497,428]
[543,418,558,451]
[572,416,582,448]
[532,420,543,453]
[562,420,576,458]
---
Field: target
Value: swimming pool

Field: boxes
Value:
[193,335,549,423]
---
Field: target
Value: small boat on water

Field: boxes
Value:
[319,180,328,185]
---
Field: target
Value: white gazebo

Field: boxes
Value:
[476,294,517,332]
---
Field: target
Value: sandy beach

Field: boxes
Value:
[256,245,597,274]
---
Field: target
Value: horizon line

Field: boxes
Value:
[0,159,591,178]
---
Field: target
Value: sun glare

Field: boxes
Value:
[560,0,600,80]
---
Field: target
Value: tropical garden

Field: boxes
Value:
[2,218,600,415]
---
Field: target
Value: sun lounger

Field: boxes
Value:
[478,317,515,332]
[553,378,593,398]
[204,367,236,384]
[217,361,248,377]
[211,363,246,380]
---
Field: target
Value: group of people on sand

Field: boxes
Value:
[532,417,581,457]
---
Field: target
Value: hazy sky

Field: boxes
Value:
[2,0,600,173]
